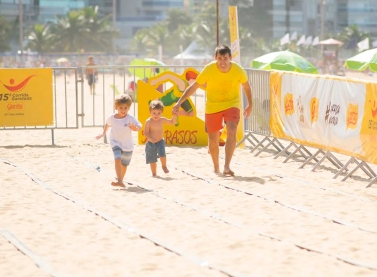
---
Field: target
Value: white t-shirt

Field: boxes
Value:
[106,113,142,151]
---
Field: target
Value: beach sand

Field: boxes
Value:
[1,71,377,277]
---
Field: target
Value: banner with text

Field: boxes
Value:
[270,71,377,164]
[0,68,53,127]
[138,68,208,146]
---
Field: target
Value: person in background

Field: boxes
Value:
[85,56,98,94]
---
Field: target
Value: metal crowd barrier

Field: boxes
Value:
[2,65,376,186]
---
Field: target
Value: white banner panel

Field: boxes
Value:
[270,71,377,163]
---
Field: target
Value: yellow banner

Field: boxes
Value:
[228,6,244,147]
[137,69,207,146]
[360,82,377,164]
[0,68,53,126]
[228,6,240,64]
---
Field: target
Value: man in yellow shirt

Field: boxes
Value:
[172,45,252,175]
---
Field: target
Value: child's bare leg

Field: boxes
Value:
[150,162,157,177]
[121,164,127,181]
[112,159,125,187]
[160,157,169,173]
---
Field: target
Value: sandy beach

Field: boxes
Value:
[1,71,377,277]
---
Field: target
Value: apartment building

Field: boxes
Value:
[271,0,337,39]
[1,0,377,53]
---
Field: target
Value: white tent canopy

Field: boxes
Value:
[173,41,212,60]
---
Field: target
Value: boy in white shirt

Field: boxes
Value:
[96,94,142,187]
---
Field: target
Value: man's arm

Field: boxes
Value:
[172,81,201,115]
[241,81,253,118]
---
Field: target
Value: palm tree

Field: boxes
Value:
[47,6,117,53]
[176,24,195,51]
[0,15,11,52]
[130,29,150,55]
[27,23,53,55]
[144,23,170,56]
[165,8,192,34]
[192,2,219,50]
[80,6,117,53]
[49,10,87,52]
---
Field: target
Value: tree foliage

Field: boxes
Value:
[26,6,118,54]
[27,24,53,55]
[0,16,12,52]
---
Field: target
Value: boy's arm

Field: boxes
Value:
[96,124,109,140]
[170,115,177,125]
[162,115,177,125]
[128,118,142,131]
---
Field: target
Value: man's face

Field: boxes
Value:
[215,53,232,73]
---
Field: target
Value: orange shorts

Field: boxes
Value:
[205,107,240,133]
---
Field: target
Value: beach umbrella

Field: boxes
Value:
[251,50,318,74]
[56,57,69,63]
[343,48,377,72]
[128,58,168,79]
[318,38,344,46]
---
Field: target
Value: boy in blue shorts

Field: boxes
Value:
[96,94,142,187]
[144,100,177,177]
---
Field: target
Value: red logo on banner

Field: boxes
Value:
[7,103,23,110]
[346,103,358,130]
[284,93,294,115]
[310,98,319,123]
[370,100,377,118]
[0,75,35,92]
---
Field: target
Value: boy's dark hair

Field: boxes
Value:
[115,94,133,107]
[149,100,164,112]
[215,45,232,57]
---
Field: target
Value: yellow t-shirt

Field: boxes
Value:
[196,61,248,114]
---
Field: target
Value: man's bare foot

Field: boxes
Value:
[111,181,125,187]
[162,166,169,173]
[223,169,235,176]
[152,174,157,177]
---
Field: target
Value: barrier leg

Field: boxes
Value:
[274,142,294,159]
[311,151,343,172]
[283,144,313,163]
[237,132,257,148]
[299,149,324,169]
[341,160,377,182]
[361,162,377,178]
[333,157,356,179]
[366,177,377,188]
[253,136,282,156]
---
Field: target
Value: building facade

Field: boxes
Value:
[1,0,377,53]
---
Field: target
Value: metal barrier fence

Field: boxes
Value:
[244,69,271,137]
[3,65,376,185]
[78,64,206,128]
[1,65,271,145]
[1,65,208,145]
